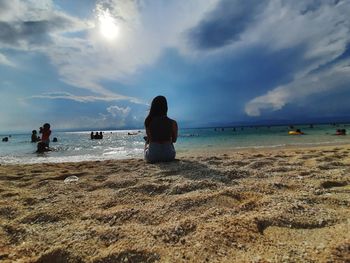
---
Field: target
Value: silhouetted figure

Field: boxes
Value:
[52,137,58,142]
[94,132,99,139]
[99,132,103,139]
[90,132,94,140]
[2,137,8,142]
[144,95,178,163]
[31,130,39,142]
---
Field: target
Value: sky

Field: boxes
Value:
[0,0,350,132]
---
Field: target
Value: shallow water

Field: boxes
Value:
[0,124,349,164]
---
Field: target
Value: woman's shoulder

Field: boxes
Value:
[167,117,177,123]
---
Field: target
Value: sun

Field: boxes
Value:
[98,10,119,40]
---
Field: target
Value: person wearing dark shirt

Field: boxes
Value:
[144,96,178,163]
[31,130,38,142]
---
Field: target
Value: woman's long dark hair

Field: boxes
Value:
[145,96,168,127]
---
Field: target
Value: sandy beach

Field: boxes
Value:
[0,145,349,262]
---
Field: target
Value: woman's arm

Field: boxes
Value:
[172,120,178,143]
[146,127,151,144]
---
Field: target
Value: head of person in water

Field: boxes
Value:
[145,95,168,127]
[32,130,37,134]
[43,123,50,130]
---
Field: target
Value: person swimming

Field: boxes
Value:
[335,129,346,135]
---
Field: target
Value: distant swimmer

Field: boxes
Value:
[90,131,94,140]
[288,129,304,135]
[335,129,346,135]
[52,137,58,142]
[2,137,8,142]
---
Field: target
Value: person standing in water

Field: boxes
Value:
[36,123,51,153]
[144,96,178,163]
[39,123,51,147]
[31,130,39,142]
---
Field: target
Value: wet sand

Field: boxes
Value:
[0,145,349,262]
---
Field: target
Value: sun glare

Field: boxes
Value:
[98,10,119,40]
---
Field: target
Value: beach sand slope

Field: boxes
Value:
[0,146,349,262]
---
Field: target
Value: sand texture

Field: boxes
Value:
[0,146,350,262]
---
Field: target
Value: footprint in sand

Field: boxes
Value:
[92,250,160,263]
[2,224,26,245]
[168,180,218,195]
[329,242,350,263]
[320,181,347,189]
[35,248,83,263]
[20,212,62,224]
[0,206,19,220]
[153,220,196,244]
[131,183,170,195]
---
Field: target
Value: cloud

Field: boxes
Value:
[45,0,218,94]
[245,56,350,116]
[187,0,266,50]
[0,53,15,67]
[218,0,350,116]
[107,105,130,117]
[0,0,88,50]
[27,91,145,104]
[0,0,218,97]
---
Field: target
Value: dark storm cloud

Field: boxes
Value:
[187,0,266,50]
[0,15,77,47]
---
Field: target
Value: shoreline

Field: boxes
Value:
[1,142,350,166]
[0,144,349,262]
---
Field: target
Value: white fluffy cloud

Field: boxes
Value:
[107,105,131,117]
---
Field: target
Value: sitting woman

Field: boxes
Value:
[144,96,178,163]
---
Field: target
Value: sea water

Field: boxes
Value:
[0,124,349,164]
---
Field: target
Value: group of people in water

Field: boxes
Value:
[90,132,103,140]
[31,123,53,153]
